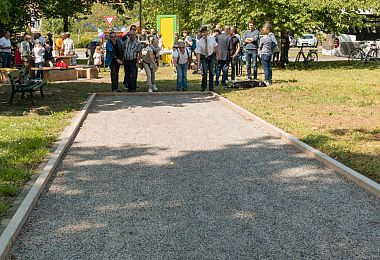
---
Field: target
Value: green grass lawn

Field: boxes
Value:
[0,61,379,217]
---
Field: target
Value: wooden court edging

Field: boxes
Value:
[0,93,97,260]
[216,94,380,198]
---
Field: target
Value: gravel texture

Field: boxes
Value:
[10,94,380,259]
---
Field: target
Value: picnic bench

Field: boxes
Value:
[8,70,46,106]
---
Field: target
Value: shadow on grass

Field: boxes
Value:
[301,133,380,183]
[288,60,380,71]
[9,135,380,258]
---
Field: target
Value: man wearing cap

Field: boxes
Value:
[195,26,219,92]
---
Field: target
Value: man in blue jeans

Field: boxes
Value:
[0,31,12,68]
[243,21,260,80]
[215,26,231,88]
[173,42,191,91]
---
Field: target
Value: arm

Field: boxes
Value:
[172,52,178,67]
[196,53,200,71]
[233,42,241,57]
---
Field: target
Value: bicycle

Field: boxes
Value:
[348,41,380,66]
[294,44,318,69]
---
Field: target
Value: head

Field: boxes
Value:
[224,26,231,35]
[150,29,156,35]
[200,26,208,39]
[95,46,101,52]
[152,39,159,48]
[141,28,147,35]
[261,22,272,35]
[24,35,31,42]
[60,33,66,39]
[3,31,10,39]
[215,24,222,30]
[157,32,162,38]
[183,30,189,37]
[129,29,137,41]
[174,32,179,37]
[65,32,70,38]
[213,28,220,37]
[47,32,53,38]
[34,34,39,40]
[231,26,238,36]
[109,31,117,43]
[178,41,186,53]
[248,21,256,30]
[72,51,76,55]
[35,41,42,48]
[130,25,137,31]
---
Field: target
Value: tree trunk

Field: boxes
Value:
[63,16,69,32]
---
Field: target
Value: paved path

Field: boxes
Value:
[10,94,380,259]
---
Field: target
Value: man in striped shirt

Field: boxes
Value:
[123,29,142,92]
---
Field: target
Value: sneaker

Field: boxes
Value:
[148,88,153,93]
[152,85,158,91]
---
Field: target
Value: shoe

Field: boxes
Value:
[148,88,153,93]
[182,89,188,92]
[152,85,158,91]
[247,77,252,81]
[112,89,122,93]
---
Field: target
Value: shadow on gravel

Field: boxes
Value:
[11,136,380,259]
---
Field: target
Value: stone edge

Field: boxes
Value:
[215,94,380,198]
[0,93,97,260]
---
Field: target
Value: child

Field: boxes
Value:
[259,22,277,86]
[143,39,161,92]
[71,51,79,66]
[33,42,45,79]
[44,42,54,67]
[93,46,102,71]
[14,43,23,68]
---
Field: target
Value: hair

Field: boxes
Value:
[200,26,208,33]
[65,33,71,38]
[183,30,189,35]
[224,26,231,32]
[109,31,116,37]
[3,31,10,36]
[178,41,186,47]
[247,20,256,26]
[95,46,101,51]
[130,25,137,30]
[24,35,31,41]
[263,22,272,31]
[231,26,238,34]
[213,28,221,34]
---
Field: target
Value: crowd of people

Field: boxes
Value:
[0,19,288,92]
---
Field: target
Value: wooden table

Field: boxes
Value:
[54,56,73,66]
[31,67,77,81]
[0,68,19,84]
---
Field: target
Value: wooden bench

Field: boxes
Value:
[74,67,98,79]
[8,70,46,106]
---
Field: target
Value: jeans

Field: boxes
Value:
[230,56,238,81]
[35,62,44,79]
[124,59,138,92]
[283,47,290,64]
[0,52,11,68]
[215,60,229,85]
[261,54,272,81]
[200,54,216,91]
[176,63,188,91]
[143,62,155,88]
[245,49,258,80]
[110,60,120,91]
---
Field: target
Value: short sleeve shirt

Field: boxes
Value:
[0,37,12,53]
[172,49,190,65]
[195,36,218,56]
[63,38,74,55]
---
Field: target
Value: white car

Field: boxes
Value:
[297,34,318,47]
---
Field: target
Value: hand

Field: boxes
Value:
[116,59,123,64]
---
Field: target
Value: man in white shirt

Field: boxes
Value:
[63,32,74,56]
[0,31,12,68]
[195,26,219,92]
[173,41,191,91]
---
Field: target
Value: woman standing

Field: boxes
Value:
[105,32,124,92]
[33,41,45,79]
[143,39,161,93]
[259,23,277,86]
[20,35,32,67]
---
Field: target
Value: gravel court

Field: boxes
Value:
[10,94,380,259]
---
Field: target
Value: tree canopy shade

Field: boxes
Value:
[0,0,40,32]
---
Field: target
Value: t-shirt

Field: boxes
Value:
[184,35,192,48]
[243,29,260,50]
[229,35,240,56]
[0,37,12,53]
[63,38,74,55]
[172,49,190,65]
[33,46,45,63]
[143,46,161,64]
[139,34,149,48]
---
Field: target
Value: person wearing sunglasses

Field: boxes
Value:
[172,41,192,91]
[105,32,124,92]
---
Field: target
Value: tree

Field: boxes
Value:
[0,0,40,33]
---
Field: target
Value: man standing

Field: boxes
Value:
[0,31,12,68]
[172,41,191,91]
[105,32,124,92]
[229,27,241,84]
[139,28,149,49]
[55,33,65,56]
[243,21,260,80]
[215,26,231,87]
[195,26,219,92]
[63,33,74,56]
[123,29,142,92]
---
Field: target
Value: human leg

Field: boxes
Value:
[221,60,229,85]
[200,56,208,91]
[252,49,258,80]
[208,54,216,91]
[245,50,252,80]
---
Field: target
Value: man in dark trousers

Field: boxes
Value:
[195,26,219,92]
[123,29,142,92]
[215,26,231,87]
[86,40,99,65]
[105,32,124,92]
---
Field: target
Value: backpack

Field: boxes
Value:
[176,48,192,64]
[190,38,197,51]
